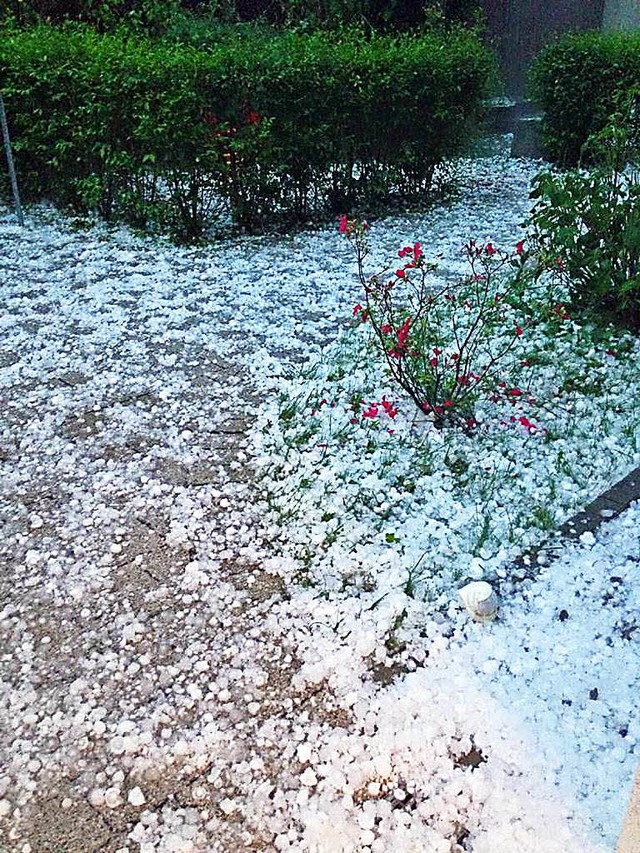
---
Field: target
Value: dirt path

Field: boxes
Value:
[0,215,357,852]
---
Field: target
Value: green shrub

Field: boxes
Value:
[1,0,188,35]
[0,22,494,237]
[527,99,640,328]
[182,0,482,31]
[529,30,640,167]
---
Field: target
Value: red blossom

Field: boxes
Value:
[353,303,363,317]
[516,239,525,255]
[485,243,496,256]
[380,397,398,419]
[338,214,348,234]
[362,403,379,419]
[381,323,392,335]
[397,316,412,349]
[515,323,523,336]
[395,268,406,278]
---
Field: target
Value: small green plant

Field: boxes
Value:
[527,93,640,329]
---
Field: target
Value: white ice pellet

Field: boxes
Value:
[109,736,126,755]
[88,788,105,808]
[219,798,238,815]
[104,787,121,808]
[296,743,312,763]
[300,768,317,787]
[127,786,146,807]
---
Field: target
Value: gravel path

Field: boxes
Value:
[0,207,359,852]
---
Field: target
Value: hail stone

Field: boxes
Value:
[458,581,499,621]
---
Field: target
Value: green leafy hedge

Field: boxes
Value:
[0,23,494,238]
[529,30,640,167]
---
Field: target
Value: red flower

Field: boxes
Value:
[395,268,406,278]
[381,398,398,419]
[338,214,348,234]
[516,240,525,255]
[414,242,423,261]
[362,403,379,419]
[381,323,392,335]
[245,109,261,125]
[353,303,363,316]
[429,357,438,367]
[508,388,523,397]
[556,257,565,271]
[515,324,523,336]
[485,242,496,256]
[397,316,412,349]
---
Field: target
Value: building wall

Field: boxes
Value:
[602,0,640,31]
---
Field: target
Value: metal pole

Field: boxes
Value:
[0,93,24,226]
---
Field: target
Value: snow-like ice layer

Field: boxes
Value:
[0,151,637,851]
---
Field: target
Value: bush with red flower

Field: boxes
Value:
[340,217,533,430]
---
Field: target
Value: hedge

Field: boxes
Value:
[529,30,640,167]
[0,23,494,238]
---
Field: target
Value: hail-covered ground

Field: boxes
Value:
[1,148,639,853]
